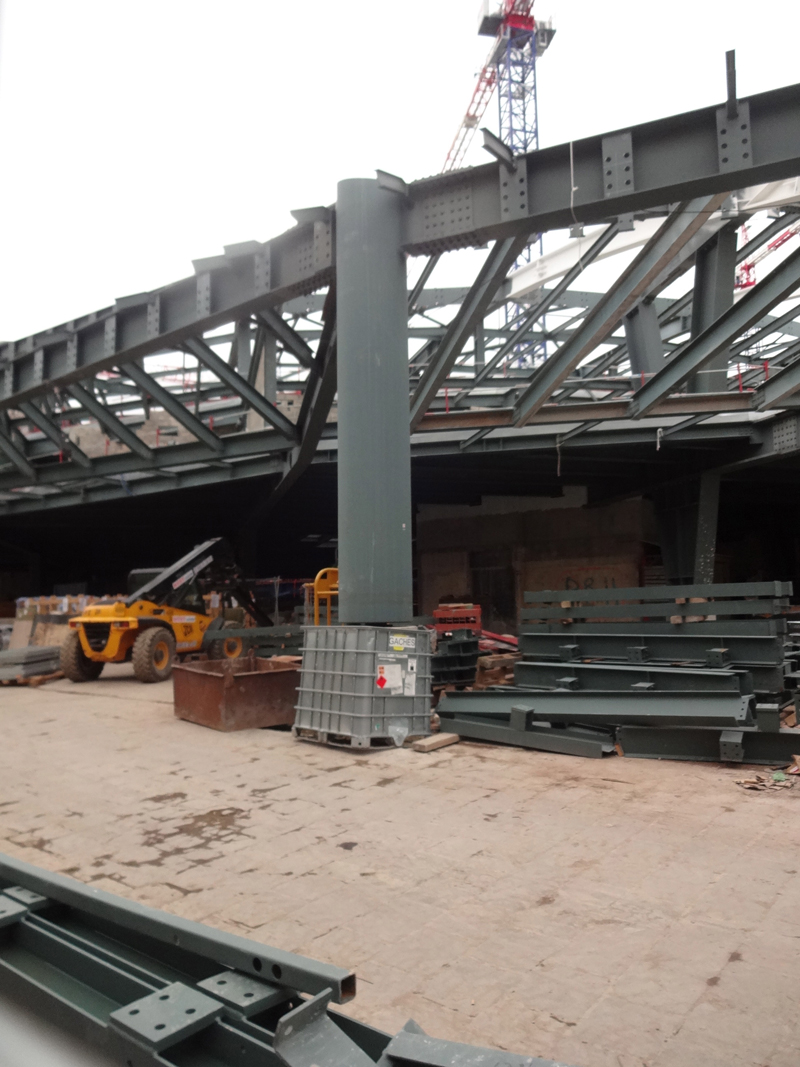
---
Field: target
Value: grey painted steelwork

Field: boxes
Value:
[336,179,412,623]
[402,82,800,252]
[0,854,577,1067]
[436,711,616,758]
[6,79,800,518]
[408,233,530,429]
[512,196,727,425]
[617,725,800,764]
[688,225,737,393]
[693,470,721,584]
[629,243,800,416]
[438,688,755,728]
[624,300,663,377]
[0,851,353,1002]
[517,629,785,694]
[523,581,792,602]
[520,598,789,622]
[513,658,751,694]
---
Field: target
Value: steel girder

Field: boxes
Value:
[629,243,800,416]
[402,81,800,253]
[4,81,800,513]
[512,196,728,425]
[121,362,226,453]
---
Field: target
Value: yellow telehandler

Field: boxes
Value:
[61,538,269,683]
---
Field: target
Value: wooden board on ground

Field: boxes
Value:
[411,733,460,753]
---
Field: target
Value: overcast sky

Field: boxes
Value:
[1,0,800,342]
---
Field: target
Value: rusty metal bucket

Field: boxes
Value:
[173,654,300,731]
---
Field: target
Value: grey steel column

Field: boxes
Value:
[336,178,412,622]
[624,301,663,377]
[690,226,737,392]
[653,470,721,585]
[693,470,721,584]
[263,331,277,404]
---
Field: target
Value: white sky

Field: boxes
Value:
[1,0,800,342]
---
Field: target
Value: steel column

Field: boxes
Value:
[336,179,413,623]
[693,469,721,584]
[512,196,727,424]
[689,226,737,392]
[629,242,800,416]
[624,300,664,377]
[652,480,702,586]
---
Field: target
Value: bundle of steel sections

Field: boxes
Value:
[438,582,800,764]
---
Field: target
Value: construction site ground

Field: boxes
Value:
[1,665,798,1067]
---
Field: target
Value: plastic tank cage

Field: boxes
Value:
[294,625,432,748]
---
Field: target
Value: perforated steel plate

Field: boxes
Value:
[0,893,28,928]
[197,970,286,1016]
[109,982,221,1051]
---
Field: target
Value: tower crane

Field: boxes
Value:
[443,2,555,173]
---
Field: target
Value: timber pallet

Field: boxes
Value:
[292,726,429,749]
[0,670,64,687]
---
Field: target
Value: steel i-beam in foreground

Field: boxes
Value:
[0,853,574,1067]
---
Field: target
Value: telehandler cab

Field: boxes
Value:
[61,539,269,683]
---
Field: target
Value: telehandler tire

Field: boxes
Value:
[207,622,245,661]
[132,627,176,683]
[61,630,104,683]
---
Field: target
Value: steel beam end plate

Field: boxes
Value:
[109,982,222,1051]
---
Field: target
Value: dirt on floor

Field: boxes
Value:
[1,662,799,1067]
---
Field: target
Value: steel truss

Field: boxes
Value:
[4,80,800,515]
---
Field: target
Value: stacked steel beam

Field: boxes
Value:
[438,582,800,764]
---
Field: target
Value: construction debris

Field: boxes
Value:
[474,652,519,688]
[735,771,794,791]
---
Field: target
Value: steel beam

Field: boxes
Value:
[436,711,616,758]
[17,401,91,468]
[0,430,36,480]
[0,224,332,413]
[629,243,800,416]
[67,382,152,460]
[438,689,755,728]
[513,659,748,694]
[454,223,621,405]
[183,336,298,441]
[121,362,225,452]
[689,225,738,392]
[693,469,721,584]
[256,307,315,369]
[624,300,664,377]
[752,352,800,409]
[403,81,800,253]
[617,725,800,764]
[409,234,530,429]
[336,178,413,622]
[262,292,338,510]
[408,255,441,315]
[512,196,727,425]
